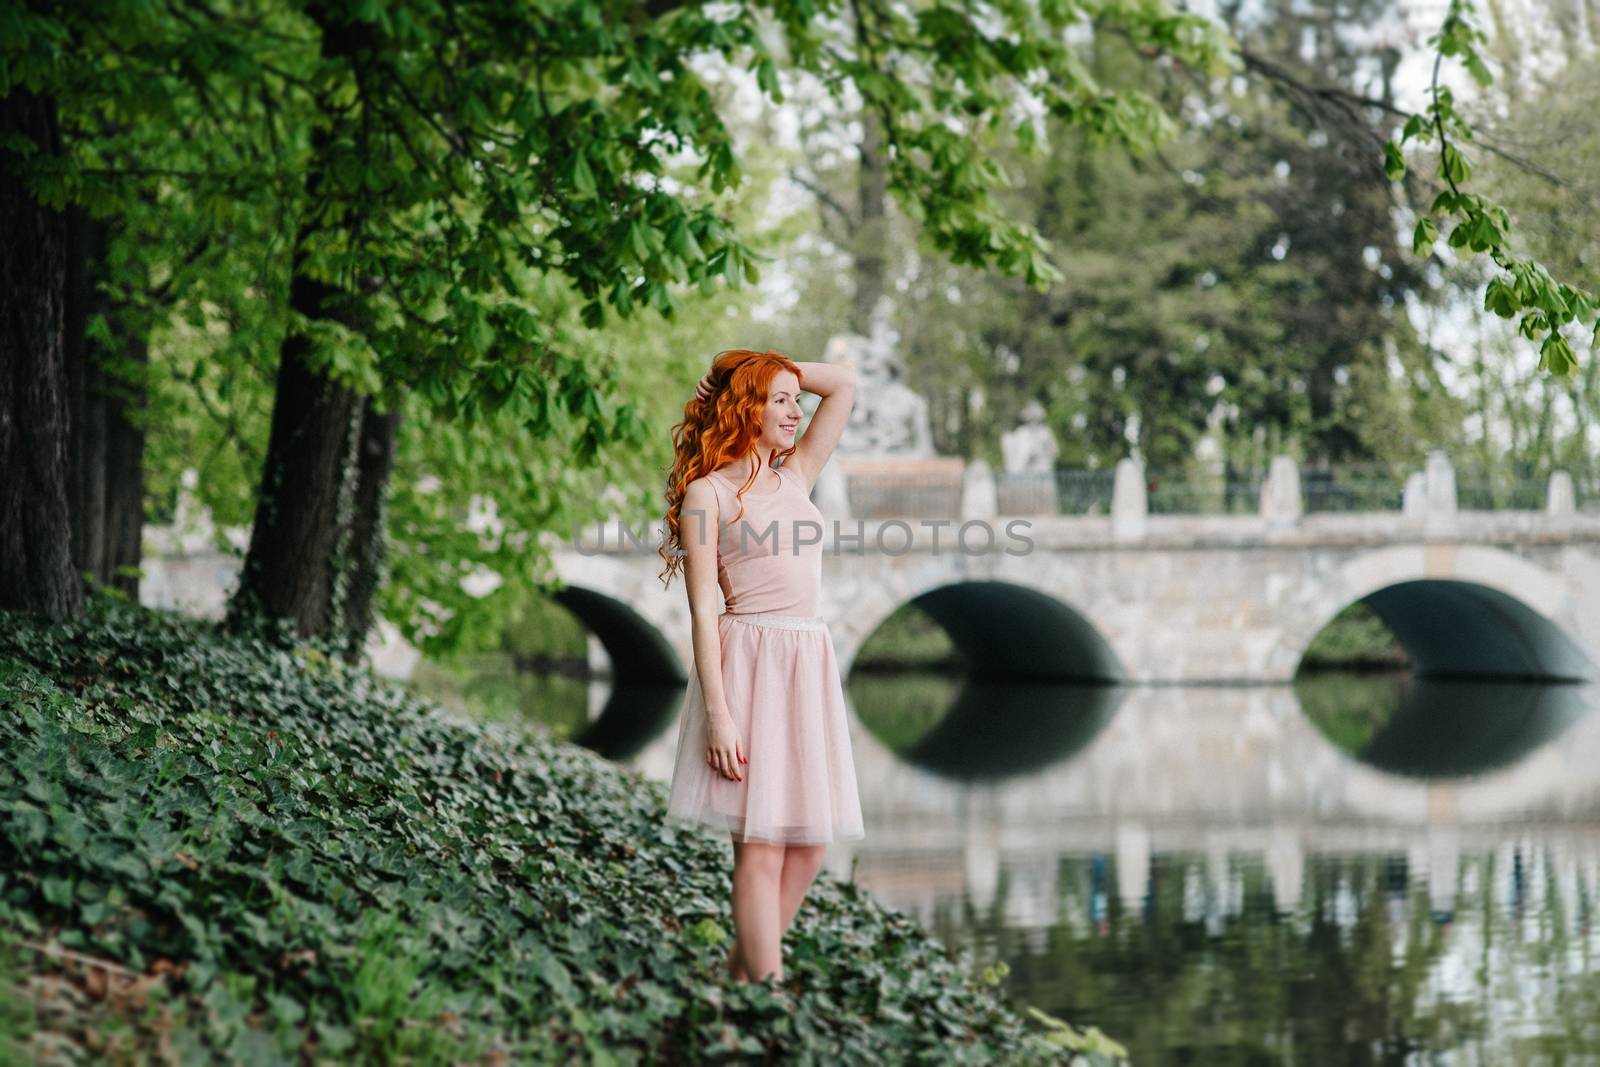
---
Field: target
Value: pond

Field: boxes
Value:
[810,673,1600,1066]
[417,658,1600,1063]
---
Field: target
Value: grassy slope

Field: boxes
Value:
[0,595,1117,1065]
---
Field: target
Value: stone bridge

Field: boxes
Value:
[559,455,1600,686]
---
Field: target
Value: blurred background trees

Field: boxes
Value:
[2,0,1593,661]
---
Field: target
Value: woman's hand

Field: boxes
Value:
[694,371,717,403]
[706,709,747,782]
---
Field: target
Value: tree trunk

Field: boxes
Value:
[229,257,361,640]
[0,89,82,620]
[103,333,148,599]
[851,109,889,336]
[229,1,396,645]
[66,208,109,585]
[341,394,403,662]
[62,208,151,599]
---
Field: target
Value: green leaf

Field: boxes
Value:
[1484,277,1518,318]
[1539,332,1577,376]
[1383,141,1406,181]
[535,947,578,1002]
[667,219,703,264]
[469,313,495,355]
[1441,142,1471,185]
[753,57,782,101]
[685,917,727,947]
[1464,53,1493,87]
[1412,217,1438,257]
[570,151,597,198]
[628,220,651,263]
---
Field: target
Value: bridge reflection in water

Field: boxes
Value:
[552,548,1600,1062]
[613,674,1600,1063]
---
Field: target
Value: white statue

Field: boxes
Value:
[1000,399,1057,473]
[824,323,934,457]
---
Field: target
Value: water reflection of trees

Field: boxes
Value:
[918,849,1600,1065]
[848,674,1125,781]
[1297,674,1595,778]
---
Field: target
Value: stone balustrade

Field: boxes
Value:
[828,451,1585,534]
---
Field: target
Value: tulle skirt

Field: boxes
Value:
[666,611,865,845]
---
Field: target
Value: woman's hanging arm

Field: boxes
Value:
[682,478,730,723]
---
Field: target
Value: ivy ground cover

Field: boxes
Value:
[0,595,1120,1064]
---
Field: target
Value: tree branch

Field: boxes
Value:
[787,167,855,226]
[1236,44,1569,187]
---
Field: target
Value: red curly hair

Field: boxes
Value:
[658,349,802,587]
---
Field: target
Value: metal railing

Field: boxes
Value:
[1300,464,1409,514]
[1046,469,1116,515]
[1454,462,1553,511]
[836,460,1591,518]
[1144,468,1266,515]
[1579,475,1600,514]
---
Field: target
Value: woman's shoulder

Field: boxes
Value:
[695,468,738,493]
[684,473,725,503]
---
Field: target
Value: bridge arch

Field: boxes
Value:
[549,584,686,684]
[1270,545,1595,682]
[848,578,1126,683]
[541,584,690,759]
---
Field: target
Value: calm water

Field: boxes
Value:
[476,666,1600,1064]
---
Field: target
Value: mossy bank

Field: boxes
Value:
[0,595,1123,1065]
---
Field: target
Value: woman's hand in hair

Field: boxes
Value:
[694,371,718,403]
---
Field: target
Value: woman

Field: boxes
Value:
[657,348,865,986]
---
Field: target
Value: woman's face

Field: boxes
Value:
[757,370,803,451]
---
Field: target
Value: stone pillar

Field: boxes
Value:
[1425,451,1457,513]
[1548,470,1576,516]
[1424,450,1458,535]
[1267,830,1303,916]
[1112,457,1147,541]
[964,833,1001,914]
[1402,471,1427,519]
[961,458,998,519]
[1427,826,1461,917]
[1115,821,1151,910]
[1260,455,1302,528]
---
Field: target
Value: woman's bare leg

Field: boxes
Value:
[730,836,785,982]
[778,844,828,937]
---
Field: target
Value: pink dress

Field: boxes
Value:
[665,462,866,844]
